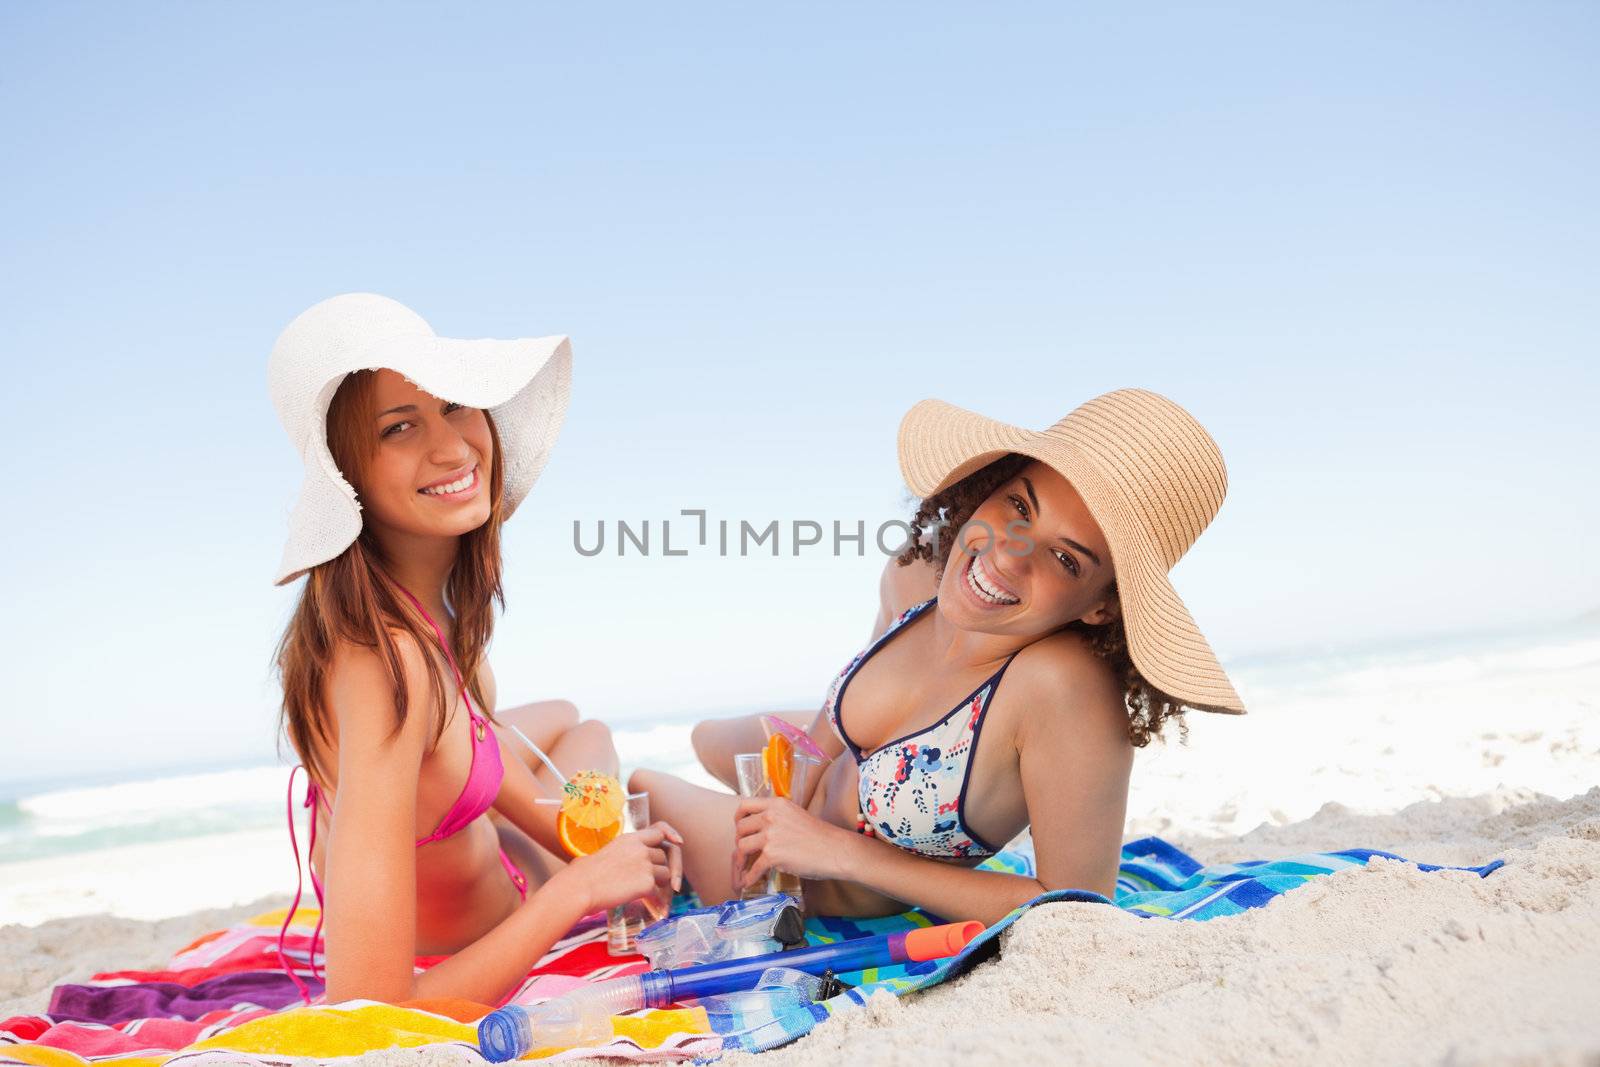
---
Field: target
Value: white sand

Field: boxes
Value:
[3,625,1597,1063]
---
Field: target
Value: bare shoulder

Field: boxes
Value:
[324,629,437,753]
[877,555,940,618]
[1004,630,1131,752]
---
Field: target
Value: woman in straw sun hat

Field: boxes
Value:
[269,293,681,1006]
[638,388,1242,925]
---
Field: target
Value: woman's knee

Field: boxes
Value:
[690,718,732,774]
[501,699,580,741]
[565,718,618,775]
[689,719,714,759]
[572,716,612,747]
[545,699,581,732]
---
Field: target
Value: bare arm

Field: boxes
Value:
[415,832,678,1004]
[321,635,678,1005]
[484,721,565,854]
[319,635,429,1003]
[1014,643,1133,902]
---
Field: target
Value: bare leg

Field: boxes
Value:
[629,768,743,906]
[497,700,581,765]
[500,701,619,785]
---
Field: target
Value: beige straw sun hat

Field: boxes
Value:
[898,388,1244,714]
[268,293,572,586]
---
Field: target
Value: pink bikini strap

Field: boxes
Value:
[276,765,325,1006]
[391,583,477,719]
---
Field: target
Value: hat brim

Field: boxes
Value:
[273,333,571,586]
[898,398,1245,714]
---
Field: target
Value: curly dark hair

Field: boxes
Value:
[896,453,1188,748]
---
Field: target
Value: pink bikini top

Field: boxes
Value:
[401,585,506,845]
[276,583,505,1001]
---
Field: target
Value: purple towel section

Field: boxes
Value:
[47,971,322,1024]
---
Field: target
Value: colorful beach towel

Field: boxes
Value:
[0,905,716,1066]
[0,838,1502,1064]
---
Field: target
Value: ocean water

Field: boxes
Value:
[0,765,291,865]
[2,615,1595,876]
[1224,618,1600,706]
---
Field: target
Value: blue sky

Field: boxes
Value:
[3,2,1596,785]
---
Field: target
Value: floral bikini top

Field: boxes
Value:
[824,597,1017,859]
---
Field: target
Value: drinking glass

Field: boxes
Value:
[732,752,822,907]
[607,791,660,955]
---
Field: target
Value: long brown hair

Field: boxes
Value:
[896,453,1187,747]
[275,370,507,785]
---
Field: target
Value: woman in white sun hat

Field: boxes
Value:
[268,293,681,1006]
[637,388,1243,926]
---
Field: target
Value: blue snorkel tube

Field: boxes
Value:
[477,917,985,1061]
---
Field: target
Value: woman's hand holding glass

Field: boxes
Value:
[732,796,855,891]
[558,821,683,915]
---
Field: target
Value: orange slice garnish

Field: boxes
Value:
[763,733,794,799]
[555,770,625,858]
[557,810,623,857]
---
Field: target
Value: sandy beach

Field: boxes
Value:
[4,623,1598,1064]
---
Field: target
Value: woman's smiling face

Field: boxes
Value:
[937,459,1118,637]
[353,368,495,542]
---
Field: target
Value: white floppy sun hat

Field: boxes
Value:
[898,388,1245,715]
[268,293,572,586]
